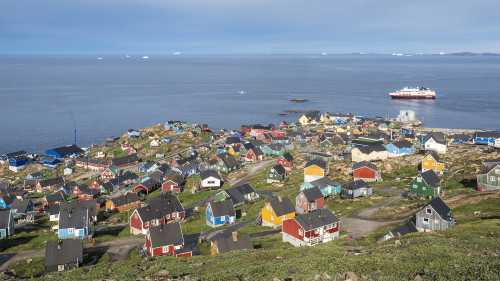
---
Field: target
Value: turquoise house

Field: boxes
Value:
[0,210,14,238]
[300,177,341,197]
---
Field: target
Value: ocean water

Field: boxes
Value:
[1,54,499,154]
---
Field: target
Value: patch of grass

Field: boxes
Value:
[1,228,58,253]
[325,195,393,217]
[91,226,133,243]
[252,233,294,250]
[197,241,212,256]
[7,257,45,278]
[104,209,135,223]
[177,189,219,207]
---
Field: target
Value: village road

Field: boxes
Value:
[229,159,276,187]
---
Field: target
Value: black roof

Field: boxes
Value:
[281,152,294,162]
[268,197,295,217]
[3,150,27,158]
[266,143,284,151]
[209,200,236,217]
[110,193,140,207]
[389,221,418,237]
[425,151,440,161]
[391,140,413,148]
[225,137,241,145]
[10,199,32,214]
[45,240,83,267]
[305,159,327,170]
[0,210,11,229]
[419,170,440,188]
[218,153,240,169]
[45,192,65,204]
[356,144,386,154]
[1,195,16,206]
[58,209,88,229]
[352,161,378,172]
[200,170,221,181]
[343,180,371,190]
[137,195,184,222]
[475,131,500,138]
[148,222,184,248]
[39,177,64,188]
[224,184,256,205]
[59,200,98,217]
[293,208,340,231]
[270,164,286,176]
[308,177,340,189]
[49,204,60,216]
[110,154,140,167]
[421,197,452,221]
[47,145,82,156]
[301,186,323,202]
[215,233,253,254]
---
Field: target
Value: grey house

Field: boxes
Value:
[415,197,455,232]
[378,220,418,242]
[45,239,83,272]
[340,180,372,199]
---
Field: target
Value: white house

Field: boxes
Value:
[199,170,222,191]
[425,136,447,154]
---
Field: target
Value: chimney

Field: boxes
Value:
[232,231,238,241]
[278,195,282,202]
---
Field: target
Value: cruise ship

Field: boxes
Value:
[389,87,436,99]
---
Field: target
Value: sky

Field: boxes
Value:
[0,0,499,54]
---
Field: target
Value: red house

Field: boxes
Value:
[121,141,132,150]
[162,173,184,194]
[280,121,289,129]
[101,165,118,181]
[352,161,382,182]
[188,131,197,138]
[72,184,89,196]
[277,153,295,170]
[78,189,100,201]
[130,195,185,235]
[145,222,191,257]
[42,192,65,210]
[245,148,265,162]
[295,187,324,214]
[282,208,340,247]
[133,179,160,195]
[272,130,287,137]
[91,180,104,190]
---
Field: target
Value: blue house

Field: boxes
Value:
[0,195,16,208]
[386,140,414,157]
[206,200,236,227]
[8,155,28,172]
[300,177,341,197]
[164,121,174,129]
[0,210,14,238]
[45,145,83,159]
[58,209,90,239]
[175,126,185,133]
[141,161,160,173]
[0,150,27,164]
[474,132,500,145]
[10,199,34,217]
[173,162,199,177]
[127,129,141,137]
[43,157,61,168]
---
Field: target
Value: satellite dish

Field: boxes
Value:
[347,132,351,136]
[347,125,350,129]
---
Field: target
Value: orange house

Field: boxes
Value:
[105,193,140,212]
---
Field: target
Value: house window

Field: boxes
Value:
[221,216,225,222]
[432,163,435,166]
[299,229,303,236]
[58,265,65,271]
[423,218,429,224]
[68,228,74,234]
[267,205,270,210]
[146,222,149,227]
[134,214,138,219]
[314,229,318,234]
[417,177,421,182]
[490,176,496,182]
[426,208,432,214]
[163,246,169,253]
[422,186,426,190]
[348,190,352,194]
[167,214,170,219]
[271,215,274,221]
[412,184,417,189]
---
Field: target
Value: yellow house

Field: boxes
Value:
[299,115,309,125]
[320,114,330,123]
[148,132,160,139]
[261,196,295,227]
[227,146,240,157]
[421,151,446,173]
[337,127,347,133]
[304,159,328,182]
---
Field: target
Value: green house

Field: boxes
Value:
[477,162,500,191]
[410,170,441,197]
[216,184,259,207]
[215,153,241,174]
[262,144,285,156]
[267,164,286,183]
[320,138,343,148]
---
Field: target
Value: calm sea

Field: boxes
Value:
[1,54,499,154]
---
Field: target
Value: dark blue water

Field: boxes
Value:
[1,54,499,154]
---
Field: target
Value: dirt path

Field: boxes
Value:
[229,159,276,187]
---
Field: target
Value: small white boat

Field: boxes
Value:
[239,91,245,95]
[173,52,181,55]
[142,56,149,59]
[97,57,103,60]
[126,55,130,58]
